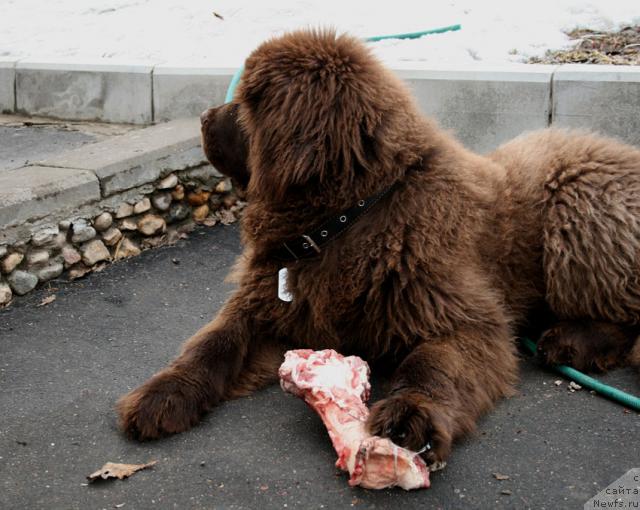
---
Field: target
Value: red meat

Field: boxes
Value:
[279,349,430,490]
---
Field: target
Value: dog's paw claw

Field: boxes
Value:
[428,460,447,472]
[366,390,452,466]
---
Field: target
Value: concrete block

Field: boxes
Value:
[153,66,237,121]
[40,118,207,197]
[16,60,154,124]
[553,64,640,147]
[0,166,100,232]
[395,64,554,153]
[0,60,16,113]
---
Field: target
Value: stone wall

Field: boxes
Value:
[0,165,243,307]
[0,116,241,307]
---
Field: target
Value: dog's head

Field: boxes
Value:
[201,30,426,211]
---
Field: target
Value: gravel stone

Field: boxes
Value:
[7,270,38,295]
[215,178,232,193]
[138,215,166,236]
[26,250,49,266]
[171,184,185,201]
[101,227,123,246]
[37,262,64,282]
[133,197,152,214]
[168,203,190,223]
[81,240,110,266]
[31,227,59,247]
[115,203,134,218]
[114,238,141,260]
[93,212,113,232]
[120,218,138,231]
[71,220,97,244]
[1,253,24,274]
[187,190,211,206]
[152,192,172,211]
[51,233,68,249]
[0,282,12,305]
[193,204,210,222]
[61,246,82,267]
[158,173,178,189]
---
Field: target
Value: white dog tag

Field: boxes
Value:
[278,267,293,302]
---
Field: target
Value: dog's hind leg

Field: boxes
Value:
[540,134,640,373]
[537,320,640,372]
[542,133,640,324]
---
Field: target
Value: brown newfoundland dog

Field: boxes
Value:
[118,29,640,467]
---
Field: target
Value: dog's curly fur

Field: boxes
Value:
[118,30,640,466]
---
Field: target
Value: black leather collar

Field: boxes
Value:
[272,183,398,262]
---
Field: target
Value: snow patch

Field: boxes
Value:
[0,1,638,67]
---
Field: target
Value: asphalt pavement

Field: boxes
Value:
[0,224,638,510]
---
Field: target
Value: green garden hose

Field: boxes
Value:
[225,67,244,103]
[224,24,462,103]
[521,337,640,412]
[364,24,461,42]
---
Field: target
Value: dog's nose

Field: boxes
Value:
[200,108,214,126]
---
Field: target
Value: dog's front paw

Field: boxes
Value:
[367,390,452,467]
[117,369,210,440]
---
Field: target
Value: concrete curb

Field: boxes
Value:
[15,60,155,124]
[0,166,100,231]
[152,65,236,122]
[552,64,640,147]
[1,60,638,149]
[40,117,205,196]
[0,60,16,114]
[0,116,244,305]
[396,64,557,153]
[0,118,205,241]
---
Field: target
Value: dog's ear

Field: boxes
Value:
[237,30,404,203]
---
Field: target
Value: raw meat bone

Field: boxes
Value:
[279,349,430,490]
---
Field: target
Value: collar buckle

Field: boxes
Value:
[301,234,321,254]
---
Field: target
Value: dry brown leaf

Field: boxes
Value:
[38,295,56,307]
[69,264,92,280]
[87,460,157,482]
[218,209,237,225]
[93,262,108,273]
[493,472,510,480]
